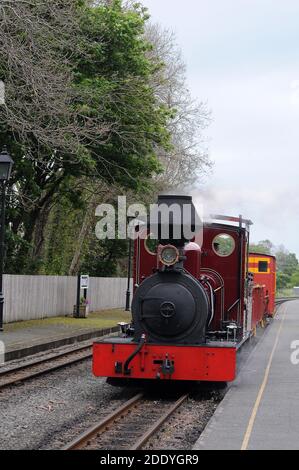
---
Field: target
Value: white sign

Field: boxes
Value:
[0,81,5,105]
[80,274,89,289]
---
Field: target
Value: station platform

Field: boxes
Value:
[194,300,299,450]
[0,309,130,362]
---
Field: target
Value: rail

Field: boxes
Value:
[63,393,189,451]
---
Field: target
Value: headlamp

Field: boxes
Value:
[159,245,179,266]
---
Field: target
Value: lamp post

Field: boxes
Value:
[0,146,14,331]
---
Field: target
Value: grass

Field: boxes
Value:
[5,309,132,332]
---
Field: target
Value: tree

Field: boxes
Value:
[144,23,211,190]
[249,240,299,290]
[274,246,298,289]
[0,0,172,272]
[0,1,211,275]
[289,269,299,288]
[249,239,273,255]
[80,237,128,277]
[275,246,298,276]
[276,272,290,290]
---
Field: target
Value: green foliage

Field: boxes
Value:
[41,194,82,275]
[72,0,169,189]
[250,240,299,291]
[276,250,298,277]
[249,239,273,255]
[289,268,299,288]
[276,272,291,290]
[38,184,130,277]
[275,248,298,289]
[4,229,32,274]
[80,237,128,277]
[0,0,173,274]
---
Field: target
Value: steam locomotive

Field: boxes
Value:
[93,195,276,383]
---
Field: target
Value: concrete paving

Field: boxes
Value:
[0,310,129,361]
[0,324,118,361]
[194,300,299,450]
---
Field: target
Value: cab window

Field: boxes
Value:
[258,261,268,272]
[212,234,235,257]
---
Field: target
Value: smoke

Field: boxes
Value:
[190,183,299,256]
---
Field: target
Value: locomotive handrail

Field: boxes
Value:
[210,214,253,228]
[123,334,146,375]
[227,298,240,313]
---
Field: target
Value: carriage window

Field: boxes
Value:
[144,234,159,255]
[258,261,268,272]
[212,234,235,257]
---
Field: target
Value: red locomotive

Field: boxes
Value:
[93,195,276,384]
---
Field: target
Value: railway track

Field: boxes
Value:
[0,298,292,392]
[0,343,93,390]
[64,393,189,450]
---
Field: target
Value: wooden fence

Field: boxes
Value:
[3,275,131,323]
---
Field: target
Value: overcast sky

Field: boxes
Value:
[142,0,299,255]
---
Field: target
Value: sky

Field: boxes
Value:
[142,0,299,255]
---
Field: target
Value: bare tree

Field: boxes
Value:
[145,23,212,190]
[0,0,113,265]
[0,0,110,162]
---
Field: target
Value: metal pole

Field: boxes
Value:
[125,237,132,311]
[0,181,5,331]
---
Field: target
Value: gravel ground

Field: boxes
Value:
[0,357,226,450]
[0,358,140,450]
[143,389,223,450]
